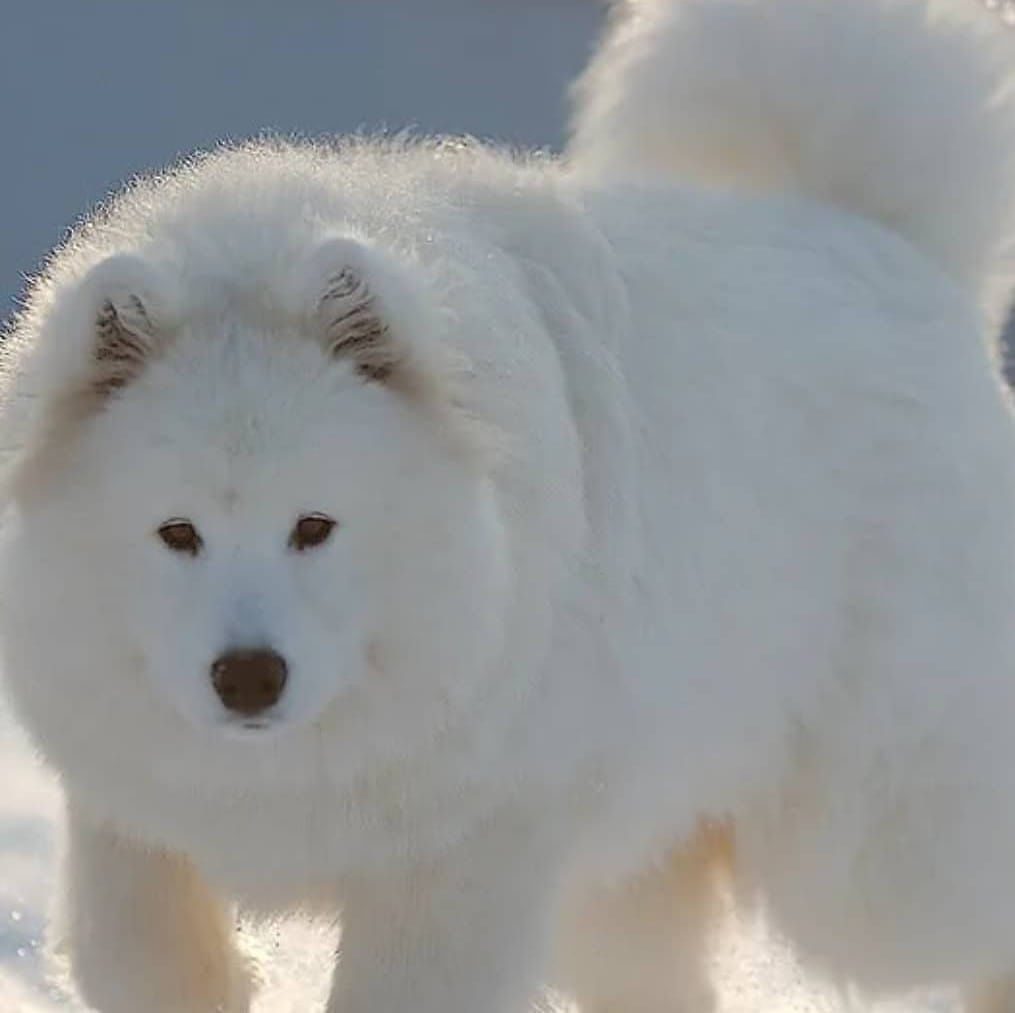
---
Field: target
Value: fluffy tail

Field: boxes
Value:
[569,0,1015,317]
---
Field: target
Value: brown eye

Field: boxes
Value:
[289,513,336,552]
[157,520,203,556]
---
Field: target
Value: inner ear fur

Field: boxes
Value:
[93,294,156,395]
[303,236,443,394]
[316,262,397,382]
[84,253,174,398]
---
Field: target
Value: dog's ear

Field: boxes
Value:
[83,254,174,397]
[0,254,178,502]
[301,236,437,391]
[297,235,501,465]
[314,256,397,383]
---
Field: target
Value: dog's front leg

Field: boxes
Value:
[328,812,560,1013]
[57,803,253,1013]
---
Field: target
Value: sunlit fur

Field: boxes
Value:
[1,2,1015,1011]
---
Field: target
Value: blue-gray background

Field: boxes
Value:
[2,1,1012,353]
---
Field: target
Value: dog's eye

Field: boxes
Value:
[157,520,203,557]
[289,514,336,552]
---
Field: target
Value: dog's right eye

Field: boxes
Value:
[157,520,203,557]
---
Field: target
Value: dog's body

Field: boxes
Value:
[2,1,1015,1010]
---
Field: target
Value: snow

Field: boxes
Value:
[0,1,1000,1008]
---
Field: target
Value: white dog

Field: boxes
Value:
[2,1,1015,1010]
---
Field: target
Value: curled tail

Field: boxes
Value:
[569,0,1015,318]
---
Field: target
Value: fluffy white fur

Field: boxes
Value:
[571,0,1015,330]
[1,1,1014,1011]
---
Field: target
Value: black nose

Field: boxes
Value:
[210,648,288,716]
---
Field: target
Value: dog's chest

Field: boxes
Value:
[90,762,492,904]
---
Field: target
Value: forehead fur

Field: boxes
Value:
[82,326,450,512]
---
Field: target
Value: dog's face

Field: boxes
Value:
[80,339,507,740]
[2,238,510,753]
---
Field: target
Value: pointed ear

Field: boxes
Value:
[301,236,434,389]
[295,236,501,465]
[0,254,178,503]
[83,254,175,397]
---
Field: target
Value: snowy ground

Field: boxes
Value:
[0,701,960,1012]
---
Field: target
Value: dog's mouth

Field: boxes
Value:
[240,718,271,731]
[216,711,287,740]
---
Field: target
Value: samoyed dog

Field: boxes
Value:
[3,0,1015,1010]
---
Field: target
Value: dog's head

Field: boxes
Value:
[0,235,512,756]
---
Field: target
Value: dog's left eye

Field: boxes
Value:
[157,519,203,557]
[289,513,337,552]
